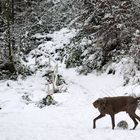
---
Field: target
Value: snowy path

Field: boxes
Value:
[1,67,140,140]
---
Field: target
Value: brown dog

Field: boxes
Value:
[93,96,140,129]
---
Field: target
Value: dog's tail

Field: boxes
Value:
[136,97,140,110]
[135,97,140,101]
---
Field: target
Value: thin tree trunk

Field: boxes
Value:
[6,0,16,73]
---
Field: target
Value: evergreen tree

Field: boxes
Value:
[64,0,140,75]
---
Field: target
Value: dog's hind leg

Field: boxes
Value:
[128,113,138,130]
[135,113,140,122]
[110,114,115,129]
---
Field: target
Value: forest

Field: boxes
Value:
[0,0,140,84]
[0,0,140,140]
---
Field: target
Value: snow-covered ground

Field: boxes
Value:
[0,28,140,140]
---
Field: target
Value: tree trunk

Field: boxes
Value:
[5,0,16,73]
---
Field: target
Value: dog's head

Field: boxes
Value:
[93,98,106,109]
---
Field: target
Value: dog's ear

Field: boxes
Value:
[97,98,101,103]
[98,98,104,104]
[99,98,106,111]
[102,99,106,107]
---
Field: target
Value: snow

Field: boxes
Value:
[0,28,140,140]
[104,13,113,19]
[32,33,48,39]
[36,28,77,53]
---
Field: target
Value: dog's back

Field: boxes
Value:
[102,96,137,114]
